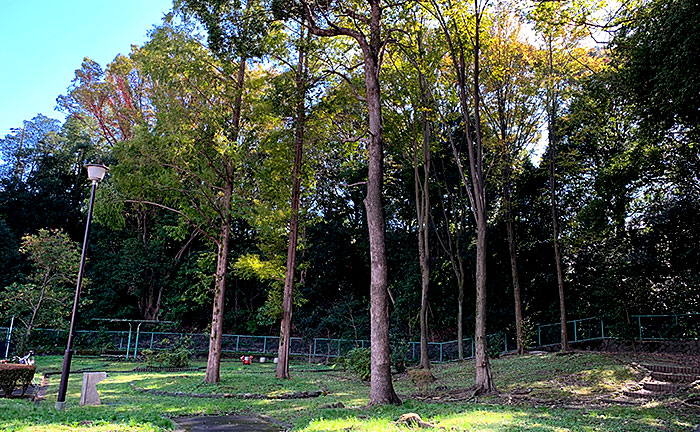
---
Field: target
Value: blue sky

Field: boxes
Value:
[0,0,173,135]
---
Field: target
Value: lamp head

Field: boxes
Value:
[84,164,109,182]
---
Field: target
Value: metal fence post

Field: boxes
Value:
[337,339,341,357]
[263,336,267,353]
[504,333,508,352]
[471,339,474,358]
[313,339,317,357]
[538,326,541,346]
[601,318,605,339]
[638,316,643,340]
[126,323,133,360]
[439,343,443,363]
[236,335,240,352]
[150,332,154,349]
[574,320,578,342]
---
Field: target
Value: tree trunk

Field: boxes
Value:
[277,25,307,379]
[504,175,524,354]
[365,0,399,406]
[456,255,465,360]
[551,155,569,351]
[303,0,398,405]
[547,36,569,352]
[470,1,496,394]
[416,73,432,371]
[474,215,495,392]
[25,279,48,348]
[204,179,233,383]
[204,52,247,383]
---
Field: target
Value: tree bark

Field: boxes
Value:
[303,0,399,405]
[474,215,494,392]
[277,24,307,379]
[456,255,465,360]
[204,52,247,383]
[504,177,524,354]
[365,0,400,406]
[547,36,569,352]
[469,1,496,394]
[415,73,432,371]
[204,178,233,383]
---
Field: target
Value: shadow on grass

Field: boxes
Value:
[293,400,696,432]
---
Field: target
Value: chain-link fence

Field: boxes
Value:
[4,314,696,360]
[1,326,511,362]
[537,317,606,346]
[632,314,700,340]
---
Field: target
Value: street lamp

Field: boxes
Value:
[55,163,109,410]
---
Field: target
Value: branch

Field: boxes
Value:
[302,1,366,48]
[340,181,367,188]
[342,8,370,25]
[323,68,366,102]
[123,199,218,245]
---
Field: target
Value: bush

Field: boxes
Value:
[0,364,36,397]
[346,347,371,381]
[488,333,505,359]
[142,337,193,368]
[390,339,408,373]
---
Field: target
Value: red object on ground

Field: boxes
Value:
[240,355,253,365]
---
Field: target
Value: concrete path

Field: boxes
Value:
[173,415,284,432]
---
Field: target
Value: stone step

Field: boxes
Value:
[651,371,700,383]
[623,389,666,399]
[642,380,686,393]
[640,363,700,375]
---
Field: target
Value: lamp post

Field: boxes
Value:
[55,163,108,410]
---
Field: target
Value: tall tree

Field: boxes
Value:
[108,22,266,382]
[177,0,274,382]
[383,14,440,370]
[426,0,496,392]
[276,19,310,379]
[531,0,601,351]
[481,6,540,354]
[301,0,401,405]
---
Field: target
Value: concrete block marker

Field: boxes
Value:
[80,372,107,406]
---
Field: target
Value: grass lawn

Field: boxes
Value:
[0,352,697,431]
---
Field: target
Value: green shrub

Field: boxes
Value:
[0,364,36,397]
[142,337,193,368]
[346,347,371,381]
[488,333,504,358]
[390,339,408,373]
[521,317,536,349]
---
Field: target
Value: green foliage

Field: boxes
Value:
[614,0,700,138]
[487,333,505,359]
[520,316,536,350]
[345,347,371,381]
[390,339,408,373]
[0,229,80,348]
[142,337,193,368]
